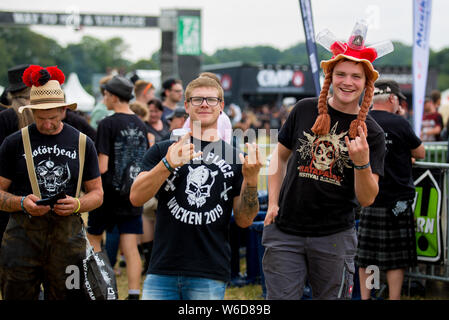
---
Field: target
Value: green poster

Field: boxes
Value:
[413,169,441,262]
[177,16,201,56]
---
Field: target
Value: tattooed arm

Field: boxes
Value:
[0,176,21,212]
[233,143,263,228]
[233,181,259,228]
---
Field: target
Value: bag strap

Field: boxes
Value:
[21,126,41,199]
[76,133,87,198]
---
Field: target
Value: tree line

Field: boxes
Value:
[0,27,448,94]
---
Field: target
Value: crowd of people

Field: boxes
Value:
[0,20,444,301]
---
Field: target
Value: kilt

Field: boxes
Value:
[355,203,417,271]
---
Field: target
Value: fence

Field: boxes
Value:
[423,141,448,163]
[406,159,449,283]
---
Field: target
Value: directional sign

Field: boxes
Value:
[177,16,201,56]
[413,169,442,262]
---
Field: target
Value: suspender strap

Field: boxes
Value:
[21,126,41,198]
[76,133,87,198]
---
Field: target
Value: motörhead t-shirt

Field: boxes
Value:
[0,123,100,201]
[276,97,385,237]
[141,137,244,282]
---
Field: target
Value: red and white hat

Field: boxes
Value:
[317,20,394,81]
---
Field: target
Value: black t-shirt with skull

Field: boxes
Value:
[277,97,385,237]
[0,123,100,201]
[96,113,149,215]
[141,137,244,282]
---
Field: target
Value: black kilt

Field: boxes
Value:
[355,203,417,271]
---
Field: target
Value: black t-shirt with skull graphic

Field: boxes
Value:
[141,137,244,282]
[96,113,149,215]
[277,97,385,237]
[0,123,100,201]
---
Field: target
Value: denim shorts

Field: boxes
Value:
[141,274,226,300]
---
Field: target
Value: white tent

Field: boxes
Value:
[63,73,95,113]
[441,88,449,106]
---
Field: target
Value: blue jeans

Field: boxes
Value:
[141,274,226,300]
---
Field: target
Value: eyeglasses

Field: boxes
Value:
[189,97,222,107]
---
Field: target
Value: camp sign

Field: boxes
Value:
[413,168,443,262]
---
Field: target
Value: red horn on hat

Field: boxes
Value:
[22,65,43,87]
[46,66,65,85]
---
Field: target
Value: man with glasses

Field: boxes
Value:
[161,78,184,120]
[130,76,262,300]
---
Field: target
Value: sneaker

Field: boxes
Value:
[126,294,140,300]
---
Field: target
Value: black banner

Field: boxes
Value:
[0,11,159,28]
[298,0,321,96]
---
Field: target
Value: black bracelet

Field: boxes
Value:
[354,162,370,170]
[162,157,174,173]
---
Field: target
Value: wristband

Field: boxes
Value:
[20,196,28,213]
[354,162,370,170]
[74,198,81,214]
[162,157,174,173]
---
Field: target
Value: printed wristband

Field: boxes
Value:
[73,198,81,214]
[354,162,370,170]
[20,196,28,213]
[162,157,175,173]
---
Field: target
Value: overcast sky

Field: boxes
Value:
[1,0,448,62]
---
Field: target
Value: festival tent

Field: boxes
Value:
[63,73,95,113]
[442,88,449,106]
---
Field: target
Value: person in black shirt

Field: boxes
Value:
[262,22,389,299]
[356,80,425,300]
[86,75,150,300]
[0,64,33,247]
[0,65,103,300]
[130,75,262,300]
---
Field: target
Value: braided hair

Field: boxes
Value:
[311,59,375,139]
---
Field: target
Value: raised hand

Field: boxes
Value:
[239,142,263,186]
[166,132,202,168]
[344,126,370,167]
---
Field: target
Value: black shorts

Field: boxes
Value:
[87,204,143,235]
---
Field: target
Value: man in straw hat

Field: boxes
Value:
[0,65,103,300]
[262,20,392,299]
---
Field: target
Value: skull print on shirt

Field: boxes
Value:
[36,159,71,195]
[185,165,219,208]
[297,122,351,186]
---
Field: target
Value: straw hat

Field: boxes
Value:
[18,65,76,113]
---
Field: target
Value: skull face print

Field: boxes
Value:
[312,139,336,171]
[36,159,71,195]
[185,165,218,208]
